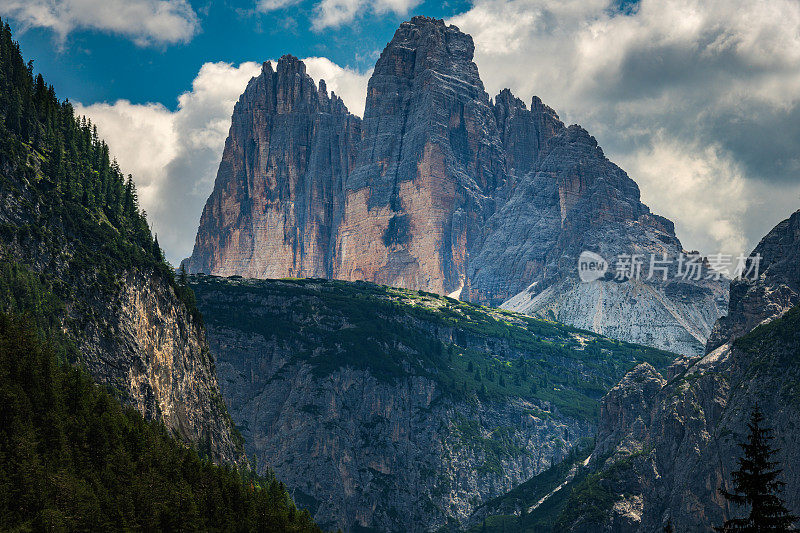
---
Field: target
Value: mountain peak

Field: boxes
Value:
[379,15,476,73]
[495,87,526,110]
[707,208,800,351]
[190,17,726,356]
[276,54,305,74]
[406,15,446,27]
[531,95,560,122]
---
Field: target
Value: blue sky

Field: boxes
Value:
[3,0,799,266]
[12,0,470,111]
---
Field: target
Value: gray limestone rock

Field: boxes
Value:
[187,16,727,355]
[556,209,800,531]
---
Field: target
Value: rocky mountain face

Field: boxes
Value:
[190,275,674,532]
[485,125,726,357]
[550,209,800,532]
[0,128,243,466]
[706,209,800,351]
[76,269,243,464]
[187,16,726,355]
[188,55,360,279]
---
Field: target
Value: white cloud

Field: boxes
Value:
[311,0,420,30]
[76,61,262,263]
[303,57,371,116]
[256,0,302,12]
[450,0,800,257]
[76,57,368,263]
[619,135,750,258]
[73,100,177,207]
[0,0,199,46]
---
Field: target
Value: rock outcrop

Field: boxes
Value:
[706,209,800,351]
[187,16,726,355]
[190,275,674,532]
[188,55,360,279]
[554,209,800,532]
[337,17,506,295]
[0,130,243,466]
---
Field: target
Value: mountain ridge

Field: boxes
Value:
[187,16,726,356]
[547,209,800,531]
[190,273,675,531]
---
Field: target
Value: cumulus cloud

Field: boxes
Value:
[619,135,750,257]
[312,0,420,30]
[450,0,800,257]
[303,57,371,116]
[76,57,369,263]
[73,100,178,207]
[0,0,199,46]
[256,0,303,12]
[76,61,262,263]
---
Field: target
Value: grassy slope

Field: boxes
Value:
[192,275,675,422]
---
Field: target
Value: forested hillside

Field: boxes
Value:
[0,19,168,284]
[0,18,321,531]
[0,311,320,532]
[0,16,242,462]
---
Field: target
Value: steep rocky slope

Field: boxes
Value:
[187,16,726,355]
[0,149,243,465]
[546,209,800,532]
[190,275,674,532]
[188,55,360,279]
[0,26,243,463]
[0,313,321,531]
[487,125,726,357]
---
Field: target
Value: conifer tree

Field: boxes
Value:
[179,264,188,286]
[716,405,798,532]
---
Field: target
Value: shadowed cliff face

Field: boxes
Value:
[190,275,675,532]
[706,208,800,351]
[187,55,361,279]
[187,16,726,355]
[552,210,800,532]
[0,149,244,466]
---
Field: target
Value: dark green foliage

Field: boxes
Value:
[176,263,203,325]
[0,259,65,333]
[0,17,198,320]
[715,406,798,532]
[552,467,618,530]
[192,276,674,421]
[0,312,321,532]
[0,22,319,530]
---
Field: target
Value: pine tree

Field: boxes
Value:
[716,405,798,532]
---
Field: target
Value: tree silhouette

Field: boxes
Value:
[716,405,798,532]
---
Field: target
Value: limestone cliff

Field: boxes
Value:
[188,55,360,279]
[187,16,726,355]
[491,125,727,356]
[551,209,800,532]
[0,122,243,466]
[190,275,675,532]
